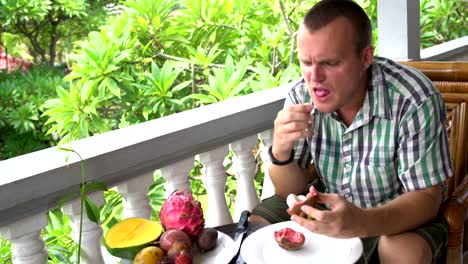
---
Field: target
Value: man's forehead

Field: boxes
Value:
[299,16,354,34]
[298,18,357,47]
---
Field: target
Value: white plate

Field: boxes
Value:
[192,231,236,264]
[240,221,363,264]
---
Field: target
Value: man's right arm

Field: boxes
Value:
[269,161,315,198]
[268,103,315,198]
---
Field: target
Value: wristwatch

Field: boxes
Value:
[268,146,295,166]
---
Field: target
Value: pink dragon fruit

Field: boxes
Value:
[159,190,205,239]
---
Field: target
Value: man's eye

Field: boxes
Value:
[325,61,339,66]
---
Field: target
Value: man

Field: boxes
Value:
[250,0,453,263]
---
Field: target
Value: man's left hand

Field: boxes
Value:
[291,192,366,238]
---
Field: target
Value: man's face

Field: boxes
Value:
[297,17,373,116]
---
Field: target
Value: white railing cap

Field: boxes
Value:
[0,84,289,227]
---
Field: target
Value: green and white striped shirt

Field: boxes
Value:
[287,57,453,208]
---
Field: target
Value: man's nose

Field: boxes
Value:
[309,65,325,83]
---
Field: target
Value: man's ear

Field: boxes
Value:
[362,45,374,70]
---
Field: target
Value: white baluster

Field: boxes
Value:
[0,212,48,264]
[160,157,194,197]
[62,191,105,264]
[259,129,275,200]
[117,172,153,219]
[198,145,233,227]
[230,135,260,220]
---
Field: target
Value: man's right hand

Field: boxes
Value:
[272,103,314,160]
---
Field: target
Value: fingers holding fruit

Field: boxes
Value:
[273,104,314,155]
[290,191,366,238]
[286,186,319,218]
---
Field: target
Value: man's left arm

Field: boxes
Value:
[294,93,452,238]
[362,92,452,236]
[295,183,441,238]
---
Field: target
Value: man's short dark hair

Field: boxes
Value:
[303,0,372,53]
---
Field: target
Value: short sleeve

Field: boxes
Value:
[397,93,453,192]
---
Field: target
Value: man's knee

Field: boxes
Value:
[378,233,432,264]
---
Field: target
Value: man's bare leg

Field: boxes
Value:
[378,232,432,264]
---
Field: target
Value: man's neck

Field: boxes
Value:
[336,70,369,126]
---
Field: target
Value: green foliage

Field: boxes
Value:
[0,237,12,264]
[148,174,169,221]
[0,0,122,64]
[44,209,77,264]
[250,63,301,92]
[125,0,184,52]
[100,189,124,234]
[56,147,108,264]
[0,65,64,159]
[41,0,407,146]
[139,62,191,117]
[42,0,313,144]
[187,56,255,104]
[420,0,468,48]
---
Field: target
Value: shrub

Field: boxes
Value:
[0,65,65,159]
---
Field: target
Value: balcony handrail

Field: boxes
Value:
[421,36,468,61]
[0,84,289,228]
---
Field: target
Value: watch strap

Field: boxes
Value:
[268,146,295,166]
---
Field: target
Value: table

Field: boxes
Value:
[214,221,268,264]
[214,221,268,239]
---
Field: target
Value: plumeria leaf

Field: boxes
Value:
[84,195,100,223]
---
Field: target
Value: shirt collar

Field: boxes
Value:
[361,60,393,120]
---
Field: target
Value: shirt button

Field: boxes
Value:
[344,193,352,199]
[344,163,351,172]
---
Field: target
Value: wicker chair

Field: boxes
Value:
[400,61,468,264]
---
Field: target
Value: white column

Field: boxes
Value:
[378,0,420,60]
[116,172,153,219]
[198,145,233,227]
[62,191,105,264]
[230,135,260,220]
[0,212,48,264]
[160,157,194,197]
[259,129,275,200]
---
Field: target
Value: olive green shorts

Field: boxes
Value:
[252,194,448,264]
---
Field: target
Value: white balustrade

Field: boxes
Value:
[230,135,260,220]
[259,129,275,200]
[62,191,105,264]
[0,80,288,263]
[0,212,48,264]
[117,172,154,219]
[198,145,233,227]
[160,157,194,197]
